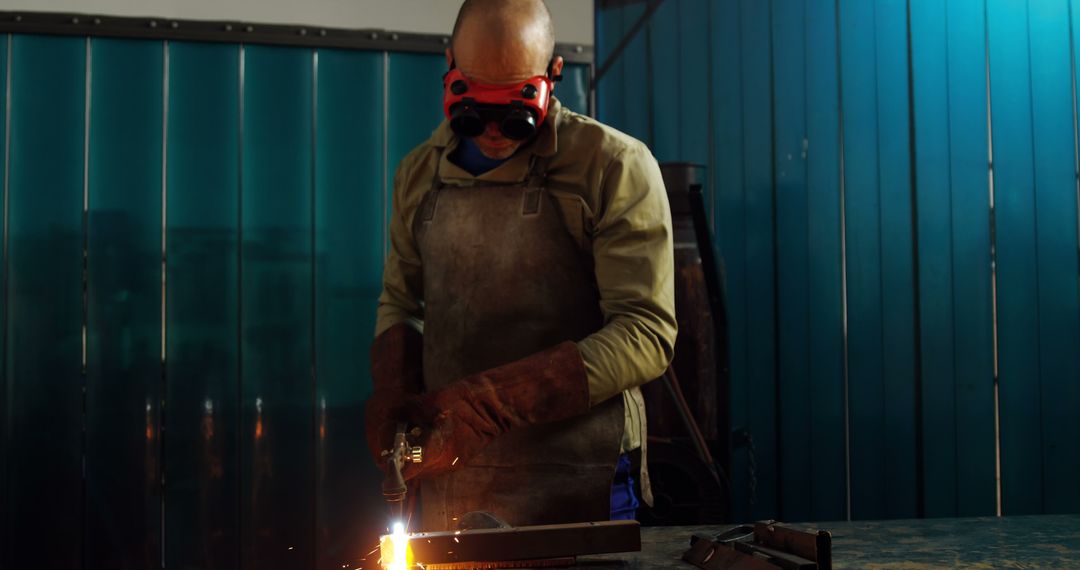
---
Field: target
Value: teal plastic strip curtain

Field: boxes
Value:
[597,0,1080,523]
[0,34,590,570]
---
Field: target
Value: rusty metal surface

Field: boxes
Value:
[425,558,575,569]
[576,515,1080,569]
[405,520,641,565]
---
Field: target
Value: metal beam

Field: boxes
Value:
[0,11,594,64]
[598,0,655,9]
[594,0,665,84]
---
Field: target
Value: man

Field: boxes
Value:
[367,0,676,532]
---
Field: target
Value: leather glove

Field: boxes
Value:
[403,340,590,481]
[365,323,424,463]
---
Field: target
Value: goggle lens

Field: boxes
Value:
[499,108,537,140]
[449,105,485,138]
[448,103,539,140]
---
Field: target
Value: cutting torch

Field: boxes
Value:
[382,422,423,523]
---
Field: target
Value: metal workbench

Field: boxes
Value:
[577,515,1080,569]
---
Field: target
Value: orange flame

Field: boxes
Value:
[379,522,412,570]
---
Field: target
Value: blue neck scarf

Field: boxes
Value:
[449,137,511,176]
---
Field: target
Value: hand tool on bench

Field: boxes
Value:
[682,520,832,570]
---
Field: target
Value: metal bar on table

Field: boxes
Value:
[401,520,640,565]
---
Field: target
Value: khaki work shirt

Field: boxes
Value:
[375,98,677,484]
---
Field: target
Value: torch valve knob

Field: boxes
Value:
[409,446,423,464]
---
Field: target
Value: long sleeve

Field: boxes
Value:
[375,160,426,336]
[577,142,677,406]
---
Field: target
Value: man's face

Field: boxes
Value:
[448,30,557,160]
[473,116,523,161]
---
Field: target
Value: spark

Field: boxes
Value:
[385,521,409,570]
[451,457,459,466]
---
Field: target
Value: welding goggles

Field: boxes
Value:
[442,67,557,140]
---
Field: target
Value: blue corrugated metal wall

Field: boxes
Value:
[598,0,1080,523]
[0,34,590,570]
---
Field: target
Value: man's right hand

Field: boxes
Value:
[364,394,415,464]
[365,323,425,464]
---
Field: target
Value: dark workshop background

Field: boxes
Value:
[600,0,1079,526]
[0,28,590,569]
[1,0,1079,568]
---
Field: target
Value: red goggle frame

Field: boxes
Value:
[442,68,555,140]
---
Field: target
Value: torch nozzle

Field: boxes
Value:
[382,422,422,525]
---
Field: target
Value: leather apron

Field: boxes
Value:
[413,153,625,532]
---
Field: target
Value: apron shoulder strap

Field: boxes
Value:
[419,150,446,223]
[526,154,551,189]
[522,155,551,216]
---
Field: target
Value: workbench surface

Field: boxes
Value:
[578,514,1080,569]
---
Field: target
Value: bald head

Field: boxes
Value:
[450,0,556,79]
[447,0,563,159]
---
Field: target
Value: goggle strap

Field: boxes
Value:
[546,58,563,82]
[446,58,560,82]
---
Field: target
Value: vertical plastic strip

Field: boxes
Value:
[1027,0,1080,514]
[0,33,10,570]
[806,0,847,523]
[987,0,1043,515]
[839,0,888,519]
[5,34,87,567]
[163,37,241,570]
[710,0,749,521]
[740,0,778,520]
[84,38,164,569]
[239,44,315,569]
[772,0,811,522]
[315,48,388,567]
[876,0,918,520]
[946,0,996,517]
[910,0,958,517]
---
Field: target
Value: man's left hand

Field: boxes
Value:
[402,401,482,480]
[401,341,592,480]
